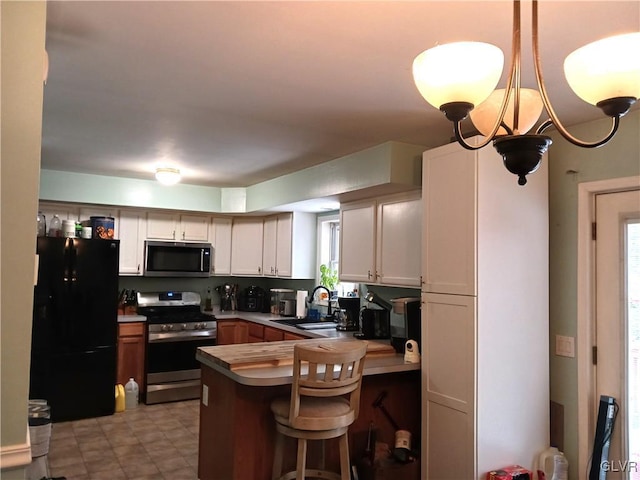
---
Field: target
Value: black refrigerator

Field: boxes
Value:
[30,236,120,422]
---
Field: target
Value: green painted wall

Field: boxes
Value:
[39,141,424,213]
[548,109,640,478]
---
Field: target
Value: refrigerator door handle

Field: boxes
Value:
[69,238,78,283]
[63,238,72,283]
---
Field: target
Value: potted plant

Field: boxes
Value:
[320,263,339,298]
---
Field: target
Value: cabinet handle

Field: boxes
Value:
[367,270,372,280]
[172,230,176,239]
[182,231,186,240]
[137,264,140,273]
[258,266,262,273]
[376,270,380,280]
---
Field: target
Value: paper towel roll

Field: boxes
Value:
[296,290,308,318]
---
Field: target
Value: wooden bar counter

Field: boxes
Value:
[196,337,420,480]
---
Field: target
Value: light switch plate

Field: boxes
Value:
[556,335,575,358]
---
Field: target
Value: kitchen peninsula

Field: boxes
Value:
[196,322,420,480]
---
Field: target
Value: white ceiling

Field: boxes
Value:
[42,1,640,188]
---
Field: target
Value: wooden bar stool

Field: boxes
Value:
[270,341,368,480]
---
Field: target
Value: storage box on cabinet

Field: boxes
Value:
[339,191,421,287]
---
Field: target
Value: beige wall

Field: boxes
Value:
[0,0,46,475]
[548,109,640,479]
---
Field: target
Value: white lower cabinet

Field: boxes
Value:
[118,209,146,275]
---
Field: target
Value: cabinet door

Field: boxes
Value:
[422,144,477,295]
[247,323,264,343]
[210,217,232,275]
[147,212,179,240]
[422,292,476,479]
[339,200,376,283]
[275,213,293,277]
[262,216,278,277]
[231,218,264,276]
[263,326,284,342]
[377,191,421,286]
[117,322,146,388]
[283,332,306,341]
[180,214,209,241]
[118,209,146,275]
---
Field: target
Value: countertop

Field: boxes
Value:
[117,314,146,323]
[196,336,419,386]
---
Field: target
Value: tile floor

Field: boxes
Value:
[46,400,200,480]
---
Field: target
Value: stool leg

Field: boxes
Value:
[296,438,307,480]
[272,430,284,480]
[338,433,350,480]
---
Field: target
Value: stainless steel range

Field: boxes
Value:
[137,291,216,404]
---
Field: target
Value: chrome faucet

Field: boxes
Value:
[309,285,333,317]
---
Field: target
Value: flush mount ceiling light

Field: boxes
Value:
[155,167,181,186]
[412,0,640,186]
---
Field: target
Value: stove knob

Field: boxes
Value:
[181,323,188,330]
[196,323,203,330]
[161,324,169,332]
[167,324,174,331]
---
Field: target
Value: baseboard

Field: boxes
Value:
[0,429,32,469]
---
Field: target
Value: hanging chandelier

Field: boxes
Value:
[412,0,640,185]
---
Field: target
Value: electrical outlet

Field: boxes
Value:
[202,384,209,406]
[556,335,575,358]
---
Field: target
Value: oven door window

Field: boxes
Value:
[147,338,215,373]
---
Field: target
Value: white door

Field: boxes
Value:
[595,189,640,479]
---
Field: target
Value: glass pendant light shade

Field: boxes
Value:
[564,32,640,106]
[155,167,181,185]
[470,88,544,136]
[412,42,504,110]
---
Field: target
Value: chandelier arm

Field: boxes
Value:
[453,122,491,150]
[512,0,522,134]
[471,0,520,142]
[531,0,621,148]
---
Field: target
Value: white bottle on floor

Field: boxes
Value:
[124,378,139,409]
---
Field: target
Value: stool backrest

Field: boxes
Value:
[289,342,367,428]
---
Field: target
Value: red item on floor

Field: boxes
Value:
[486,464,532,480]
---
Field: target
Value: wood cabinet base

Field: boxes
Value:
[198,366,420,480]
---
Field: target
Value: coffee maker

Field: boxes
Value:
[336,297,359,331]
[390,297,421,353]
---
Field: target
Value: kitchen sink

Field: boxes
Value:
[272,318,337,329]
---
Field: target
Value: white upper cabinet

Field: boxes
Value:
[422,145,477,295]
[263,212,316,279]
[118,209,146,275]
[339,200,377,283]
[340,192,421,287]
[146,212,209,241]
[376,191,421,286]
[231,217,264,276]
[179,214,209,241]
[209,217,232,276]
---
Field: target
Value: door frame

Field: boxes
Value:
[577,175,640,476]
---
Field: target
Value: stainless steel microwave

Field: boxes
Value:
[144,241,212,277]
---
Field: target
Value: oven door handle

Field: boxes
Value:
[148,331,217,343]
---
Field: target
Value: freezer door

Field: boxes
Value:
[30,346,117,422]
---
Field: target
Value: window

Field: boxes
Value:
[317,213,355,296]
